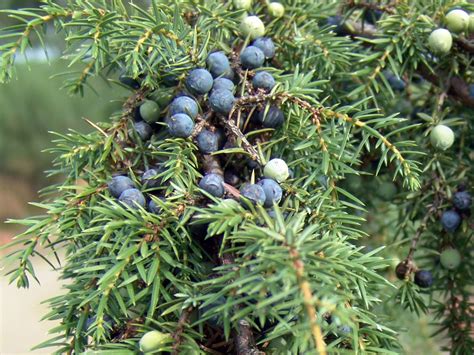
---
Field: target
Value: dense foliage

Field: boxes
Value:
[1,1,473,354]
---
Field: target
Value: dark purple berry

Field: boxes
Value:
[169,96,199,119]
[119,188,146,209]
[240,46,265,69]
[441,210,461,232]
[186,69,213,95]
[199,174,225,197]
[453,191,471,211]
[414,270,433,288]
[257,105,284,128]
[252,71,276,91]
[209,89,235,115]
[168,113,194,138]
[206,51,232,78]
[257,179,282,207]
[108,176,135,198]
[252,37,276,59]
[240,183,266,206]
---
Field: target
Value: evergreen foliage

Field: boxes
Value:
[1,1,473,354]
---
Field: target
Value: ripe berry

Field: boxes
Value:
[118,188,146,209]
[199,173,225,197]
[326,16,347,36]
[134,121,152,141]
[212,78,235,93]
[240,183,266,205]
[268,2,285,18]
[257,178,282,207]
[142,168,162,189]
[206,51,232,78]
[338,325,352,336]
[257,105,284,128]
[253,71,276,91]
[453,191,471,211]
[168,113,194,138]
[148,198,163,214]
[185,69,214,95]
[363,9,383,24]
[139,100,160,123]
[240,16,265,40]
[119,74,140,89]
[383,70,405,91]
[209,89,235,115]
[441,210,461,232]
[444,9,469,33]
[264,158,289,183]
[428,29,452,54]
[169,96,199,119]
[139,330,172,353]
[108,176,135,198]
[252,37,276,59]
[233,0,252,10]
[240,46,265,69]
[430,124,454,150]
[196,129,220,154]
[414,270,433,288]
[395,261,411,280]
[440,248,461,270]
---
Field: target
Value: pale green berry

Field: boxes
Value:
[240,16,265,39]
[428,28,452,54]
[469,13,474,33]
[445,9,469,33]
[430,124,454,150]
[139,330,172,353]
[233,0,252,10]
[440,248,461,270]
[264,158,289,183]
[268,2,285,18]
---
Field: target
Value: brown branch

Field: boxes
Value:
[455,37,474,54]
[217,253,259,355]
[220,112,261,163]
[172,306,193,355]
[418,63,474,109]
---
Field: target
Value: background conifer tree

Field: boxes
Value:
[1,1,473,354]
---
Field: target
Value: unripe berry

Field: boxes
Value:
[264,158,289,183]
[376,181,397,201]
[268,2,285,18]
[430,124,454,150]
[428,29,452,55]
[139,100,160,123]
[469,13,474,33]
[240,16,265,40]
[233,0,252,10]
[139,330,172,353]
[440,248,461,270]
[444,9,469,33]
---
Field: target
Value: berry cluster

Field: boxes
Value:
[112,29,291,219]
[396,188,471,288]
[428,9,474,55]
